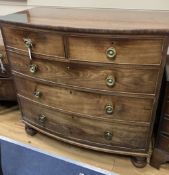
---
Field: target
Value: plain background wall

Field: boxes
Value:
[0,1,29,16]
[27,0,169,10]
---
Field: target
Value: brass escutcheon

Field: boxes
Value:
[104,131,113,140]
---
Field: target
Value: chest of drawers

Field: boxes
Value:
[0,30,16,101]
[150,57,169,168]
[1,7,169,168]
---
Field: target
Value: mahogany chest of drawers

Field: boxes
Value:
[150,56,169,168]
[1,7,169,168]
[0,30,16,101]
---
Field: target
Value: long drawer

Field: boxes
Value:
[2,26,65,58]
[15,76,153,123]
[8,52,159,95]
[19,96,149,150]
[68,36,163,65]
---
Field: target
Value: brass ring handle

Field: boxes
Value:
[106,75,115,87]
[24,38,32,48]
[29,64,38,73]
[105,104,114,114]
[38,114,47,124]
[104,131,113,141]
[33,90,42,98]
[23,38,33,60]
[106,47,116,59]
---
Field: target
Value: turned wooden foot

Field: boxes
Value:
[131,156,147,168]
[150,148,169,169]
[25,125,37,136]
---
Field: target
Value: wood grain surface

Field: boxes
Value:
[19,96,149,151]
[0,41,11,77]
[0,30,16,100]
[1,7,169,35]
[0,78,16,100]
[68,36,163,65]
[15,76,154,124]
[1,7,169,167]
[2,26,64,58]
[8,52,159,95]
[0,45,8,64]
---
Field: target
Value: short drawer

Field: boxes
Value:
[158,134,169,153]
[68,36,163,65]
[161,118,169,134]
[2,26,65,58]
[8,52,159,95]
[15,76,153,123]
[20,97,149,150]
[0,77,16,100]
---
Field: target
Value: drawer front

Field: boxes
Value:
[68,37,163,65]
[8,52,159,95]
[2,26,65,58]
[20,97,149,150]
[15,76,153,123]
[161,118,169,134]
[0,78,16,100]
[158,134,169,153]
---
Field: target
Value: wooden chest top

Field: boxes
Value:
[1,7,169,35]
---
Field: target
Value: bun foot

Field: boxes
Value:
[25,125,37,136]
[131,156,147,168]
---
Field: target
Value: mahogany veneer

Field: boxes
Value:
[1,7,169,168]
[0,30,16,101]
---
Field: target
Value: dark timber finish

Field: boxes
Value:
[150,57,169,169]
[0,7,169,168]
[0,30,16,101]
